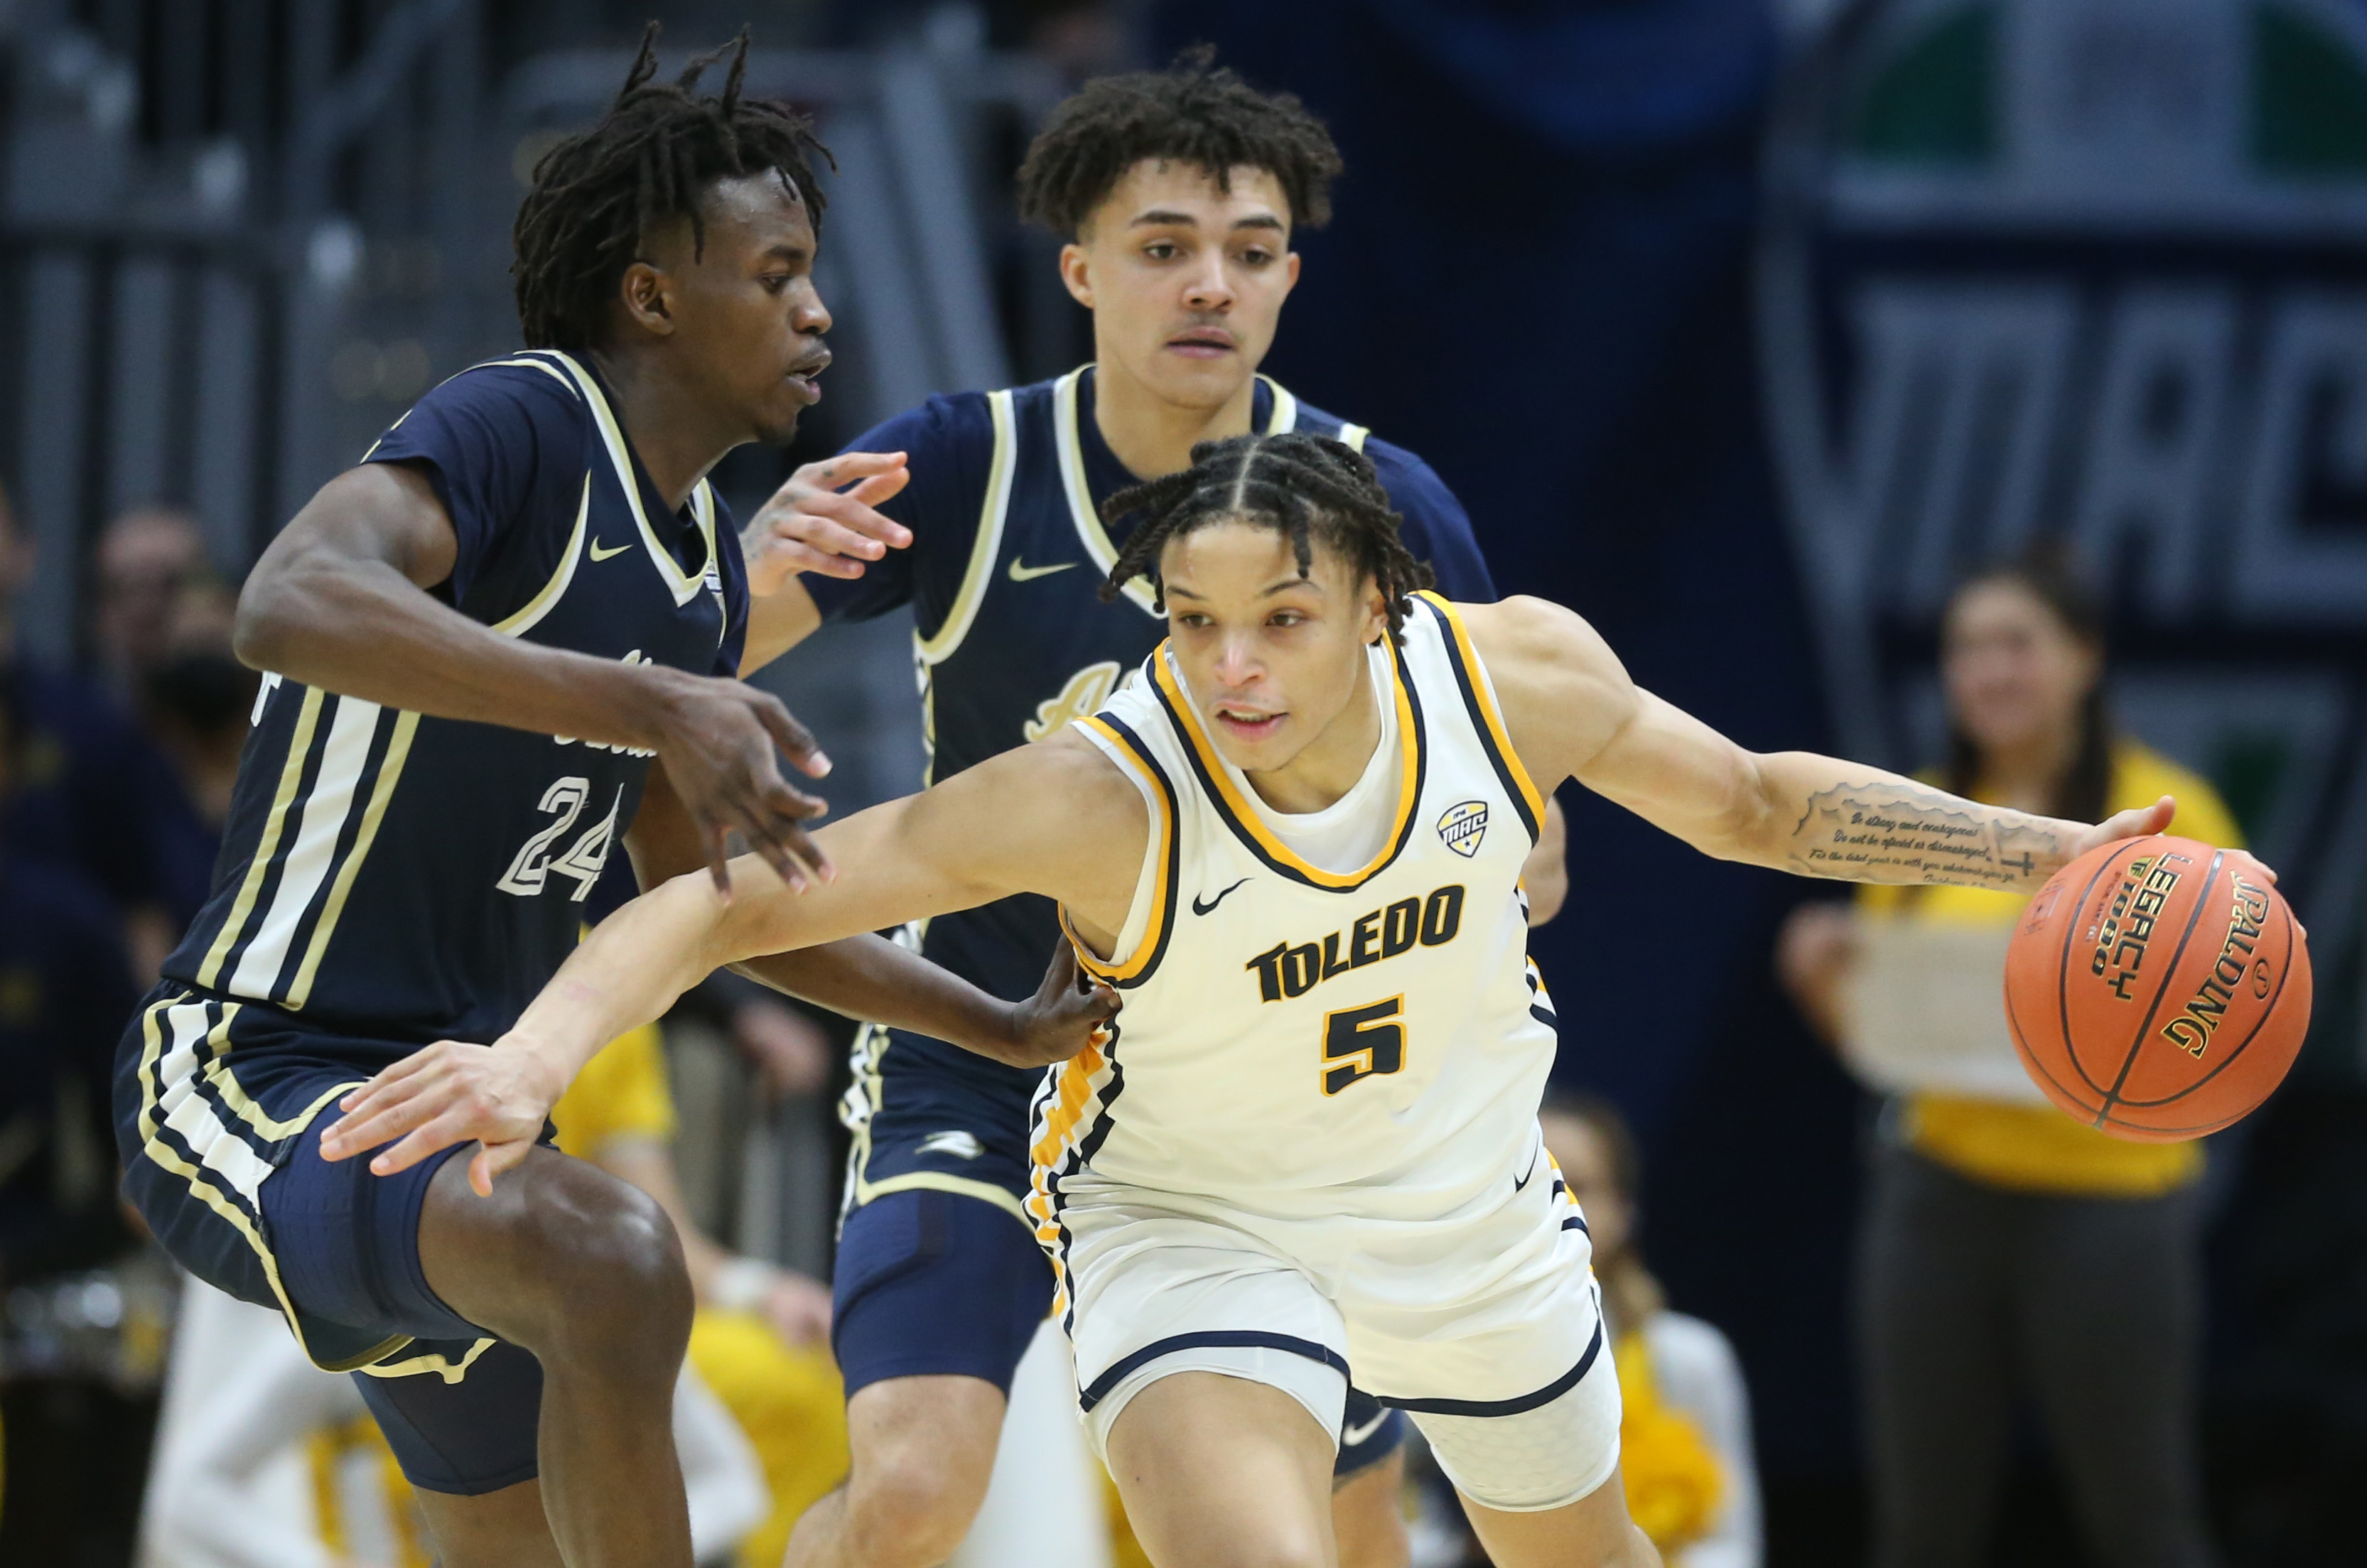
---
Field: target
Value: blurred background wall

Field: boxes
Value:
[0,1,2362,1563]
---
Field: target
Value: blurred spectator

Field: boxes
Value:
[131,578,259,937]
[0,671,164,1565]
[94,507,214,701]
[551,1022,849,1568]
[0,483,184,978]
[0,686,141,1287]
[1777,558,2236,1568]
[1543,1093,1760,1568]
[830,0,1133,77]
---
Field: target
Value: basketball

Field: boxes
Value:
[2004,836,2311,1142]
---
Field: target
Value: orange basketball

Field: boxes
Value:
[2003,836,2311,1142]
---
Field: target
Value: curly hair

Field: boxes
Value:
[1015,45,1344,236]
[512,23,831,352]
[1099,433,1433,641]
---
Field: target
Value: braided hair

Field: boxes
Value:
[1100,433,1433,640]
[512,24,831,352]
[1015,45,1344,236]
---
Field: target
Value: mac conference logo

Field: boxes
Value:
[1762,0,2367,1027]
[1438,800,1489,858]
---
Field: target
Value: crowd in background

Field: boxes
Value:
[0,1,2362,1565]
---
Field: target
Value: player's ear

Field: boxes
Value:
[1059,242,1094,310]
[618,260,677,337]
[1362,578,1389,644]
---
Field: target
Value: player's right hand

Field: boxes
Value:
[317,1039,563,1198]
[648,669,836,896]
[741,450,913,596]
[986,943,1121,1069]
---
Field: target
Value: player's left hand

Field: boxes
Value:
[742,451,913,597]
[983,943,1119,1069]
[316,1039,564,1197]
[2071,795,2178,860]
[2065,796,2285,906]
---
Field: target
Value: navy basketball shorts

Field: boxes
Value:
[1337,1392,1406,1480]
[833,1186,1054,1396]
[117,985,549,1494]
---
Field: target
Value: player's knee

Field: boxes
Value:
[1216,1534,1330,1568]
[843,1444,989,1567]
[512,1169,692,1361]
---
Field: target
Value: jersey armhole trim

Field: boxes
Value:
[1064,716,1179,988]
[490,472,593,637]
[1057,369,1161,615]
[1148,643,1429,893]
[1261,375,1299,435]
[1416,592,1548,840]
[1264,374,1368,452]
[918,389,1018,664]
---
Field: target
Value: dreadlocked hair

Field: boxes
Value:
[1015,44,1344,236]
[1100,433,1433,642]
[512,22,831,351]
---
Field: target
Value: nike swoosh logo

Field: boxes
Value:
[1008,558,1079,582]
[1192,877,1251,917]
[1342,1409,1391,1447]
[588,539,632,561]
[1513,1163,1535,1193]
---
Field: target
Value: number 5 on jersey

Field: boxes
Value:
[1323,996,1406,1096]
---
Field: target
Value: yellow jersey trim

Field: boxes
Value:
[1061,715,1179,984]
[1149,642,1423,892]
[1416,591,1548,832]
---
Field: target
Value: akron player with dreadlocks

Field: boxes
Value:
[113,31,1109,1568]
[730,54,1567,1568]
[330,430,2212,1568]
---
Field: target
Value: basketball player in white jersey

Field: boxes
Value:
[320,432,2228,1567]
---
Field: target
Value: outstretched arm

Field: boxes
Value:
[1467,596,2184,894]
[624,766,1109,1069]
[319,735,1143,1191]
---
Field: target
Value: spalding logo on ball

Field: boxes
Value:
[2005,836,2310,1142]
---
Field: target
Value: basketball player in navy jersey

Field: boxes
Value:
[731,55,1565,1568]
[112,35,1110,1568]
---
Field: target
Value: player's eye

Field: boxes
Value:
[1175,611,1212,628]
[1143,242,1179,261]
[759,274,789,293]
[1268,610,1305,628]
[1239,247,1273,266]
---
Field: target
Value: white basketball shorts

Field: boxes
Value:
[1050,1167,1622,1512]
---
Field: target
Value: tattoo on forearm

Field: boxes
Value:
[1788,783,2073,889]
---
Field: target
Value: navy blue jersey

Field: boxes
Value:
[158,350,748,1059]
[806,367,1495,1211]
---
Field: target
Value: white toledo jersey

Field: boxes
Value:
[1028,591,1559,1234]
